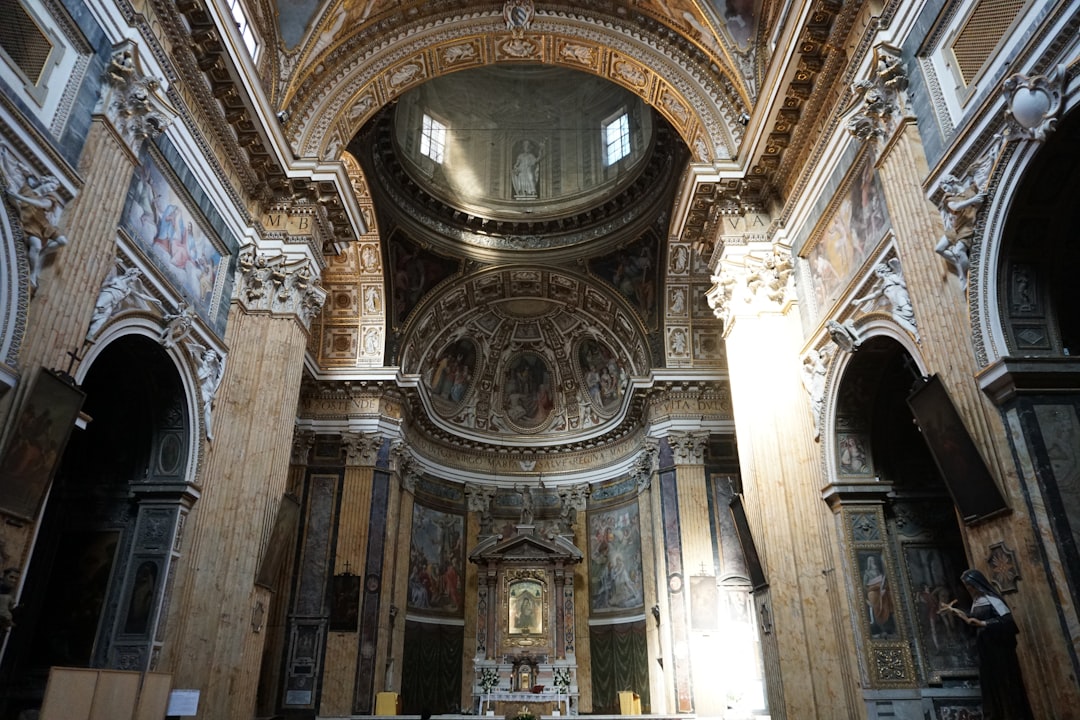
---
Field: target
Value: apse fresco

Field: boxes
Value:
[577,338,627,414]
[388,236,458,326]
[425,338,477,411]
[501,352,555,431]
[407,504,464,615]
[121,148,227,325]
[589,503,644,612]
[589,234,660,326]
[805,155,891,317]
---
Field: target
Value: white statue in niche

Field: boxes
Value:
[512,140,541,199]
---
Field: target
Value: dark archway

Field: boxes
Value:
[832,336,977,690]
[0,335,190,719]
[998,109,1080,356]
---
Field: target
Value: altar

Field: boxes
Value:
[480,690,571,716]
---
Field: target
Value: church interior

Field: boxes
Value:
[0,0,1078,718]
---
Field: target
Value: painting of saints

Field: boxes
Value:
[502,353,555,429]
[407,505,464,614]
[426,339,477,410]
[588,503,644,611]
[860,551,896,638]
[121,151,224,322]
[590,236,659,325]
[805,155,892,318]
[577,339,626,414]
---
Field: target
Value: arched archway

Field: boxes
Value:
[0,335,194,718]
[995,109,1080,357]
[825,335,978,705]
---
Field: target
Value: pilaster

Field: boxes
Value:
[716,239,857,718]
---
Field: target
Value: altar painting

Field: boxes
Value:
[121,147,228,327]
[588,503,644,611]
[407,504,464,614]
[508,579,543,635]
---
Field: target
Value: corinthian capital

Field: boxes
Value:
[669,431,709,465]
[342,431,382,466]
[234,246,327,330]
[96,41,174,152]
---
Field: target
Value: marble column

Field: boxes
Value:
[159,245,324,719]
[711,240,859,718]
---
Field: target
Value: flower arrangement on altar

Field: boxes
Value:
[552,667,571,692]
[478,667,500,694]
[511,705,536,720]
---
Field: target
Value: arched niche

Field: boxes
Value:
[823,335,979,698]
[0,334,196,704]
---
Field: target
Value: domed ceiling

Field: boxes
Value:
[344,63,704,460]
[392,66,656,224]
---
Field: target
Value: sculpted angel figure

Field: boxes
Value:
[87,266,164,338]
[935,173,985,288]
[188,343,226,441]
[852,260,919,341]
[1,144,69,289]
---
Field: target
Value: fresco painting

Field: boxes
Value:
[121,151,225,323]
[407,504,464,615]
[388,236,457,326]
[502,353,555,429]
[578,338,627,414]
[806,156,891,316]
[589,502,644,611]
[590,235,659,325]
[426,338,477,411]
[904,544,978,679]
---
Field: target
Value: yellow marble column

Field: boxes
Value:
[159,245,325,719]
[318,433,380,715]
[715,243,859,718]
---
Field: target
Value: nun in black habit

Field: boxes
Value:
[942,568,1034,720]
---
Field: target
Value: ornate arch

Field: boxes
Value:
[284,8,747,165]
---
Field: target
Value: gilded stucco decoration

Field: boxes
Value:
[282,7,746,166]
[399,268,649,442]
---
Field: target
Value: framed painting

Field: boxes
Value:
[907,375,1008,523]
[588,502,644,611]
[120,143,232,334]
[0,368,85,520]
[508,578,543,635]
[802,149,892,318]
[407,503,464,614]
[902,543,977,681]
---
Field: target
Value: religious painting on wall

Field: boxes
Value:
[388,234,458,327]
[588,502,644,612]
[120,144,231,333]
[803,151,892,318]
[857,549,898,639]
[508,578,543,635]
[0,368,85,520]
[122,559,159,636]
[576,338,626,415]
[589,234,660,327]
[425,338,477,412]
[407,503,464,615]
[902,544,977,681]
[500,352,555,432]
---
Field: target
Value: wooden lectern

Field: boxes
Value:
[617,690,641,715]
